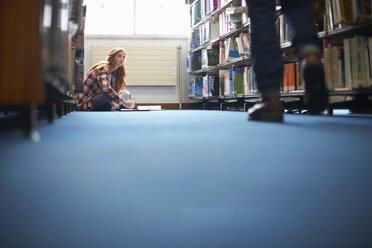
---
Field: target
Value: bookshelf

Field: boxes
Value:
[0,0,85,136]
[187,0,372,114]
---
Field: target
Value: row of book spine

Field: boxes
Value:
[327,0,372,30]
[188,1,247,50]
[190,35,372,98]
[190,0,372,53]
[189,0,372,52]
[324,35,372,90]
[189,62,305,98]
[190,0,232,27]
[189,38,372,94]
[187,32,250,71]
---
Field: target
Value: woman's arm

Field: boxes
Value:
[121,100,135,109]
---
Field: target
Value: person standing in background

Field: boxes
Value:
[245,0,328,122]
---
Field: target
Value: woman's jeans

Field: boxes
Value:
[91,93,114,111]
[246,0,321,96]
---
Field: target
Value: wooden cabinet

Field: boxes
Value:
[0,0,43,106]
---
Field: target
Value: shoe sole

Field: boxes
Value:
[303,63,329,114]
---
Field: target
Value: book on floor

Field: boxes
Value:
[120,105,163,111]
[137,105,162,111]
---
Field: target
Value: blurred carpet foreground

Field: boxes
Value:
[1,110,371,248]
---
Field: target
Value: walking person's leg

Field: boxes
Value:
[246,0,284,122]
[281,0,328,114]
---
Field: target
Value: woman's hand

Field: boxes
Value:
[113,102,120,110]
[123,100,135,109]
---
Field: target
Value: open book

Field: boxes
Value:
[120,105,163,111]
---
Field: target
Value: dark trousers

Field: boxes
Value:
[246,0,320,95]
[91,93,114,111]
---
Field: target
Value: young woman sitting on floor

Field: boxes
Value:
[76,47,135,111]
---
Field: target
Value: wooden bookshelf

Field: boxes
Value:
[0,0,85,136]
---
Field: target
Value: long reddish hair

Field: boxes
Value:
[86,47,127,93]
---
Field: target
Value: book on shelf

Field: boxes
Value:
[235,33,251,56]
[200,0,207,18]
[234,66,245,96]
[219,41,226,64]
[218,70,228,96]
[226,6,245,15]
[208,72,220,96]
[189,30,200,49]
[235,36,244,55]
[287,63,295,92]
[311,0,325,32]
[224,71,231,96]
[202,45,219,68]
[243,67,250,95]
[355,35,372,88]
[281,63,301,93]
[203,76,209,96]
[278,15,291,44]
[241,0,249,25]
[240,33,250,55]
[188,78,194,97]
[331,0,342,25]
[221,0,232,5]
[364,37,372,87]
[195,78,203,97]
[219,11,241,36]
[343,38,352,89]
[330,40,345,89]
[250,67,257,94]
[225,37,240,61]
[188,51,202,72]
[230,68,235,96]
[191,1,202,26]
[74,63,84,93]
[227,13,243,24]
[326,0,372,29]
[243,66,256,95]
[202,73,221,97]
[295,63,304,91]
[201,0,220,17]
[282,63,288,92]
[352,0,372,23]
[219,70,226,96]
[199,21,219,44]
[74,30,84,49]
[323,39,332,89]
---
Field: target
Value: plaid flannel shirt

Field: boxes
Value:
[76,67,123,110]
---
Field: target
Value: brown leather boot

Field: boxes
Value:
[248,96,283,122]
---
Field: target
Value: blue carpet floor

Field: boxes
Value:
[0,110,372,247]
